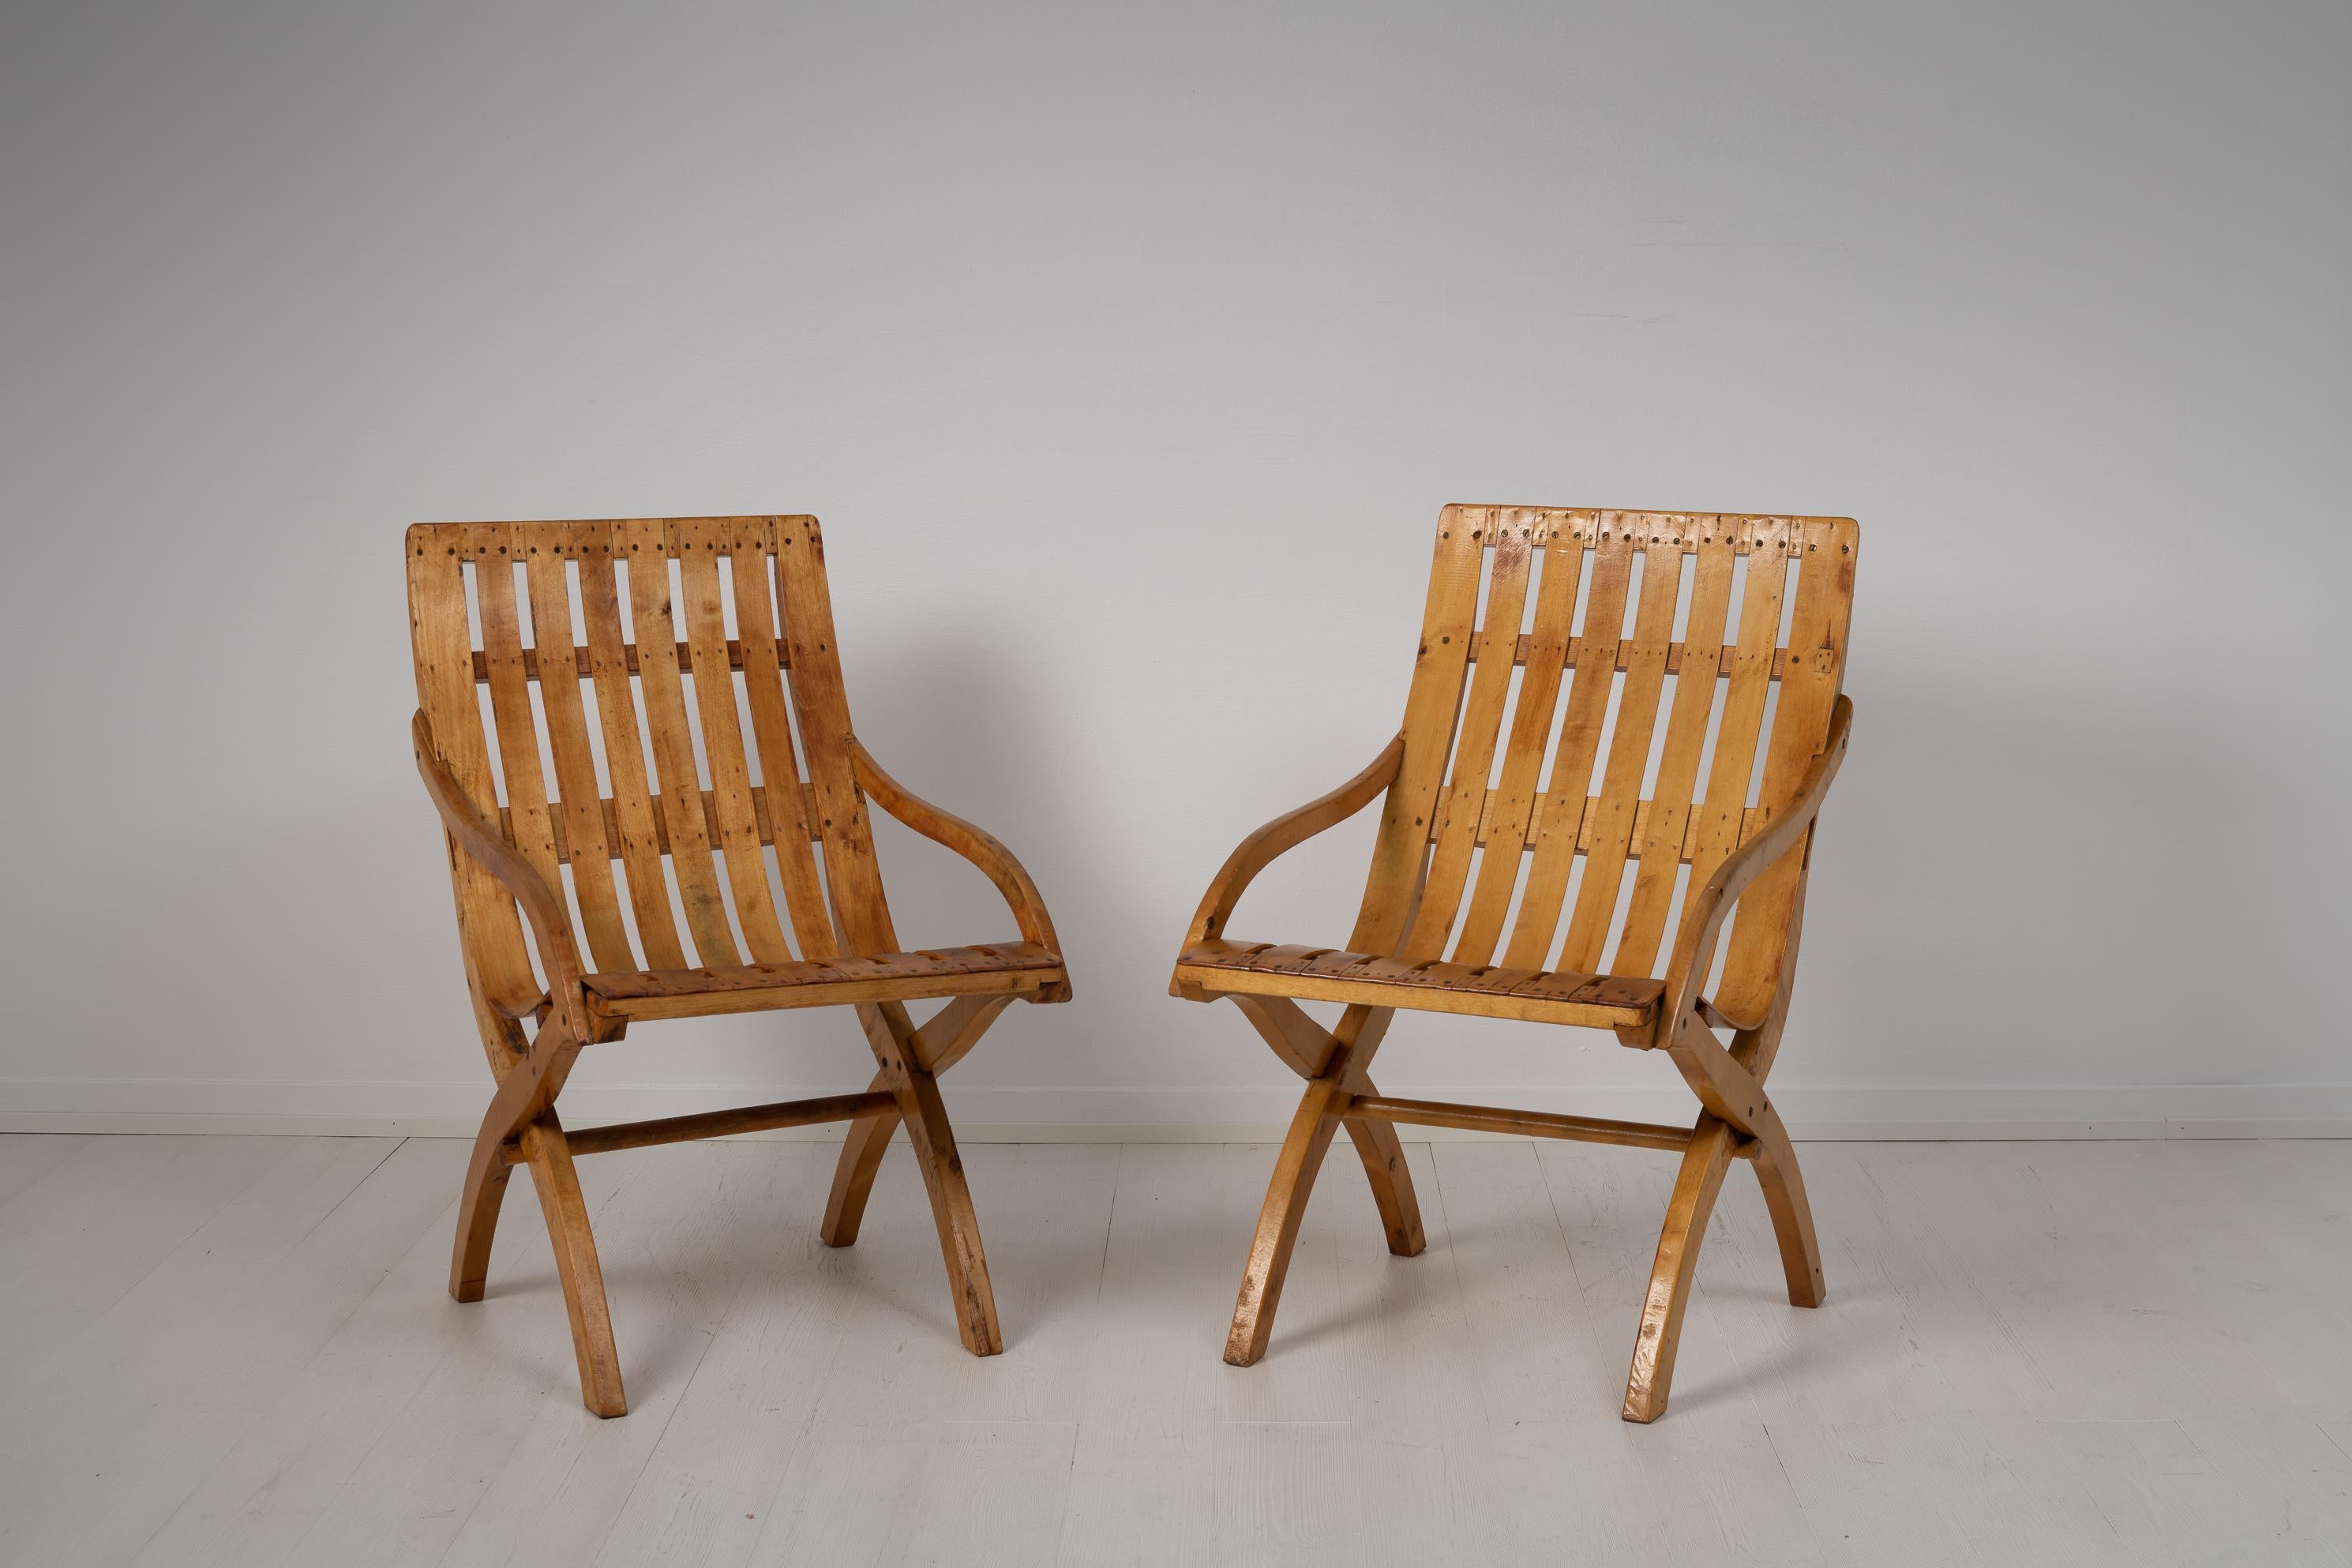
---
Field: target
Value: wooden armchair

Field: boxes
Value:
[407,515,1069,1416]
[1172,507,1857,1422]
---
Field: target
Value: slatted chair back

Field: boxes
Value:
[1355,507,1857,1023]
[407,516,896,1018]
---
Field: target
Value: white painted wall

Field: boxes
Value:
[3,0,2346,1133]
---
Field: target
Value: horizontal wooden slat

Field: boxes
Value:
[470,638,782,682]
[1345,1094,1705,1154]
[1472,636,1791,679]
[499,782,825,861]
[530,1090,900,1160]
[584,942,1065,1022]
[1433,793,1768,857]
[1174,940,1660,1030]
[1461,516,1814,555]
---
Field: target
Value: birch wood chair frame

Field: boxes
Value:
[408,515,1069,1416]
[1172,506,1858,1423]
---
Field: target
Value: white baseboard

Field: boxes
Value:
[3,1078,2349,1141]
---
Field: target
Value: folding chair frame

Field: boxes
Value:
[409,516,1069,1416]
[1172,506,1857,1422]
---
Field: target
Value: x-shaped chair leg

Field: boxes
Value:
[447,1003,628,1416]
[1622,983,1821,1424]
[1222,1000,1418,1367]
[835,997,1008,1356]
[1229,996,1426,1258]
[820,995,1012,1247]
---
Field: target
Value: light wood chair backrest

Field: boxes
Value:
[407,516,898,1015]
[1354,508,1858,1021]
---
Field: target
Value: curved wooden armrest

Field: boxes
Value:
[1655,695,1853,1039]
[848,738,1061,955]
[1180,733,1407,950]
[411,711,588,1034]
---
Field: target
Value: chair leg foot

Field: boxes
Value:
[1343,1112,1425,1257]
[1750,1117,1827,1308]
[862,1003,1002,1357]
[1622,1115,1736,1424]
[897,1071,1002,1356]
[1225,1080,1345,1367]
[520,1115,628,1417]
[449,1131,514,1304]
[820,1072,900,1248]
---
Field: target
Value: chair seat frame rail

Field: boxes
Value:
[1170,505,1858,1422]
[409,515,1070,1416]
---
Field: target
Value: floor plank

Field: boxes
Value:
[0,1135,294,1397]
[0,1135,2348,1566]
[3,1135,437,1567]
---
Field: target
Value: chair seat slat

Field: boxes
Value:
[583,942,1063,1021]
[1503,523,1635,970]
[1481,635,1789,680]
[1682,518,1794,939]
[576,524,690,970]
[773,518,897,955]
[1405,516,1536,956]
[524,541,637,972]
[1451,511,1589,965]
[1611,527,1739,977]
[407,536,541,1013]
[1429,791,1772,860]
[730,531,840,962]
[621,520,741,967]
[470,526,568,926]
[498,782,826,864]
[1717,517,1856,1023]
[1174,940,1663,1029]
[469,637,787,683]
[1556,516,1689,972]
[1346,508,1487,954]
[677,526,796,964]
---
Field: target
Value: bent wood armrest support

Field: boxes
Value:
[1178,733,1406,958]
[1653,694,1852,1041]
[848,738,1067,988]
[412,710,588,1039]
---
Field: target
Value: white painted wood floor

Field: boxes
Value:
[2,1134,2350,1566]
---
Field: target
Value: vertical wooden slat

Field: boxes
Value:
[1610,520,1738,977]
[1401,513,1536,958]
[1555,515,1689,973]
[1451,511,1587,966]
[468,527,566,929]
[675,520,795,964]
[1348,505,1487,955]
[730,525,838,962]
[1716,516,1856,1019]
[773,516,898,956]
[576,524,689,971]
[406,529,539,1011]
[1502,519,1636,970]
[1682,517,1792,913]
[523,529,636,973]
[621,519,741,968]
